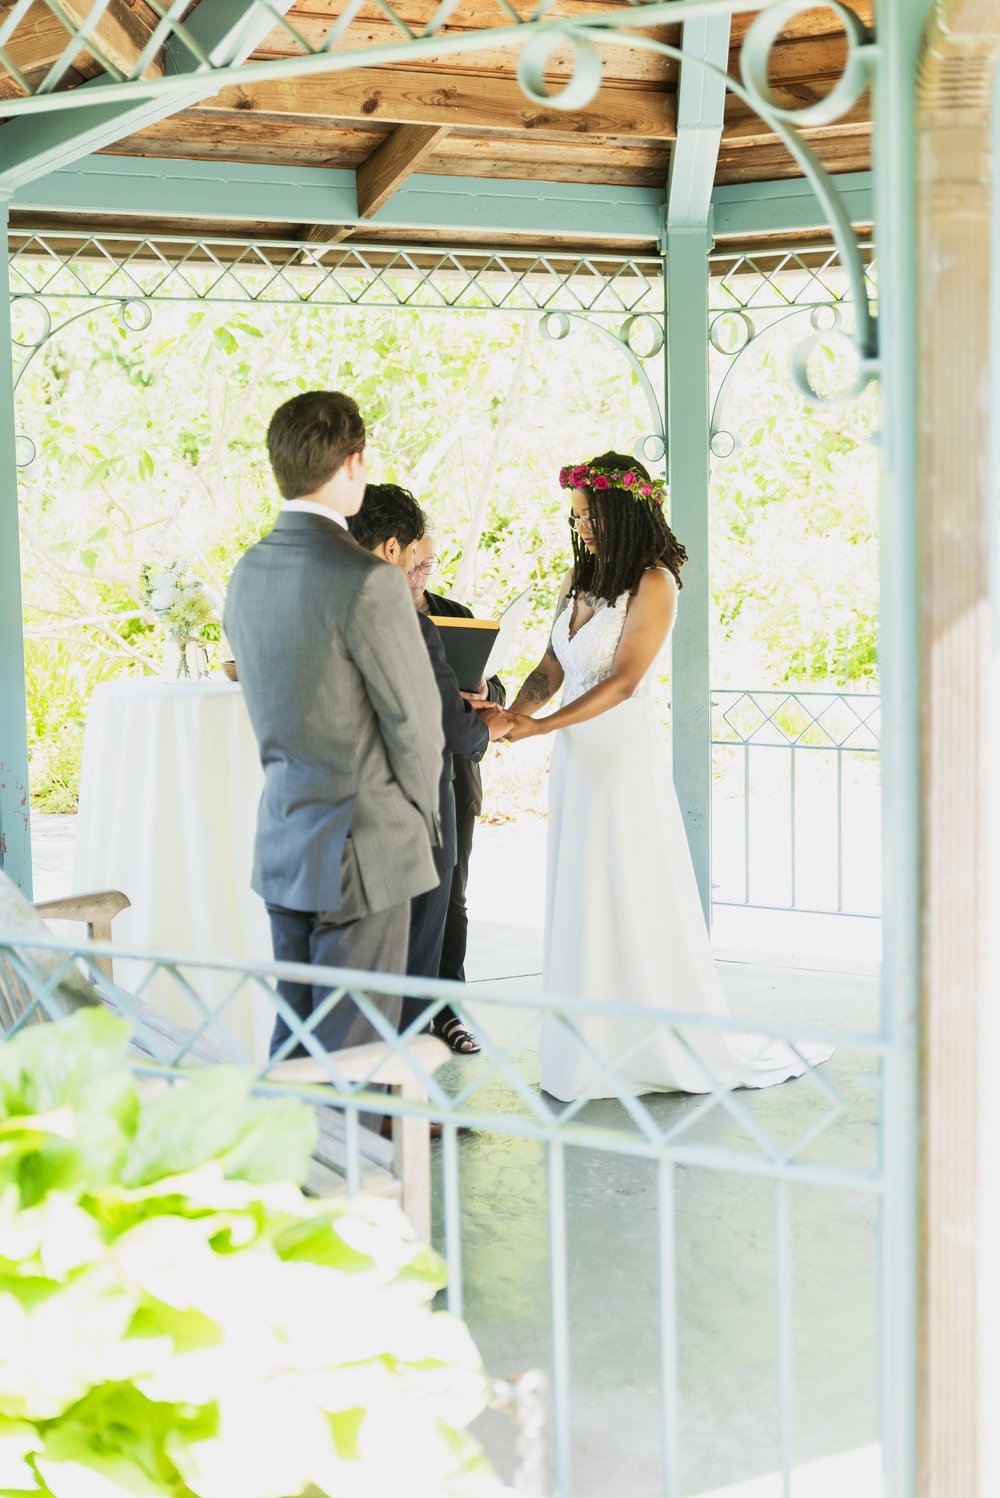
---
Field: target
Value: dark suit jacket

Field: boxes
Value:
[417,613,489,878]
[422,588,507,820]
[224,512,443,915]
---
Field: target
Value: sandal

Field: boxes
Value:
[433,1016,481,1055]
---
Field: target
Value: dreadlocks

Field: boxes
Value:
[568,452,687,605]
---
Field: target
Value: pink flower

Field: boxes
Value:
[558,466,571,487]
[641,483,653,497]
[654,496,663,506]
[570,465,589,487]
[593,474,610,490]
[622,470,637,488]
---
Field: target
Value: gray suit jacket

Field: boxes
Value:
[224,511,444,915]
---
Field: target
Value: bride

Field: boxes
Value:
[489,452,833,1103]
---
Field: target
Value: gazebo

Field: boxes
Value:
[0,0,996,1492]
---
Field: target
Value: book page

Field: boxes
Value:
[482,588,532,680]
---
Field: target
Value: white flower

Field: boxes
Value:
[148,572,176,593]
[150,589,176,612]
[175,555,190,573]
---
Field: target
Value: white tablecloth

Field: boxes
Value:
[74,679,273,1061]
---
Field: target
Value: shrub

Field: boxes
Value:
[0,1010,497,1498]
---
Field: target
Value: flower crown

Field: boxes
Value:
[558,462,666,508]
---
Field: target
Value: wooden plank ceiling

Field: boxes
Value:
[3,0,873,251]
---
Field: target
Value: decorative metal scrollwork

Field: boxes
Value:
[518,0,878,408]
[539,307,667,474]
[516,29,603,112]
[741,0,872,129]
[710,303,870,459]
[13,295,155,468]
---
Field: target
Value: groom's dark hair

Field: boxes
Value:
[266,390,365,499]
[348,483,426,552]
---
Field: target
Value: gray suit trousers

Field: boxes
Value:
[267,846,407,1058]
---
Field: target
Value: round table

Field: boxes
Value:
[74,678,273,1061]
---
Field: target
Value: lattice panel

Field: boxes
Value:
[9,232,665,317]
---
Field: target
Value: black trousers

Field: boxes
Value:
[439,814,476,985]
[400,864,453,1034]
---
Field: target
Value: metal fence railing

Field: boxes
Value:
[0,932,893,1498]
[711,689,881,920]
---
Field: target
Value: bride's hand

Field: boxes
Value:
[505,713,544,744]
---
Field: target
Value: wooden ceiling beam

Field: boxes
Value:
[0,1,78,79]
[193,69,867,153]
[201,69,678,140]
[7,0,166,82]
[355,122,450,216]
[301,122,450,244]
[58,0,164,79]
[723,92,872,146]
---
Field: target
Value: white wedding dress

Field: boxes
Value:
[539,582,833,1102]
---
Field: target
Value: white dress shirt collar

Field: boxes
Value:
[283,499,348,530]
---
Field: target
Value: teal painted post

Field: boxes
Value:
[875,0,934,1493]
[666,225,713,925]
[0,200,32,895]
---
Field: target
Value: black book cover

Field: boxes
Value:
[427,615,500,693]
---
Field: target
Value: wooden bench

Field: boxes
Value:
[0,872,448,1240]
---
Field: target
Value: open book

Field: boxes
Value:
[428,587,532,694]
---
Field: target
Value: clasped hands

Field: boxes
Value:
[459,679,539,744]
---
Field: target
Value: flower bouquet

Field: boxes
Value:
[140,559,219,679]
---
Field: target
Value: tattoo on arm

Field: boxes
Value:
[520,668,553,705]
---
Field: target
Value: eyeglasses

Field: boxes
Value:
[568,513,593,534]
[407,556,439,578]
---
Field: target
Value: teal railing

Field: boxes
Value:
[711,688,881,920]
[0,934,894,1498]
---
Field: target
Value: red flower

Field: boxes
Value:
[570,465,590,487]
[593,474,610,490]
[622,470,637,488]
[558,466,571,487]
[654,496,663,506]
[641,483,653,497]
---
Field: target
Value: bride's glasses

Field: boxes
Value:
[568,512,593,533]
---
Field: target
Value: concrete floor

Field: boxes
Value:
[31,815,884,1498]
[441,966,881,1498]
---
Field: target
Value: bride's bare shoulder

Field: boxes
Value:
[638,565,678,597]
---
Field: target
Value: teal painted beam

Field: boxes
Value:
[0,200,32,896]
[667,15,730,227]
[18,156,874,245]
[875,3,933,1496]
[711,171,874,238]
[370,174,662,239]
[15,157,663,241]
[0,0,298,189]
[665,14,729,927]
[666,229,714,926]
[16,156,359,229]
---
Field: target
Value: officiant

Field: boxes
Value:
[408,532,508,1052]
[349,491,511,1055]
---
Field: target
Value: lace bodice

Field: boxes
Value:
[552,590,649,705]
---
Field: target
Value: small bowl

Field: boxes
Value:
[221,659,238,682]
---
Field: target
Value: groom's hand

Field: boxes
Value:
[484,707,513,742]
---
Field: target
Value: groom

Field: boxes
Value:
[224,390,444,1057]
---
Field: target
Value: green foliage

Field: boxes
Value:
[0,1010,496,1497]
[16,288,878,813]
[708,322,879,689]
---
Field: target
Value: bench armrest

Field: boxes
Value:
[268,1034,450,1090]
[33,890,131,981]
